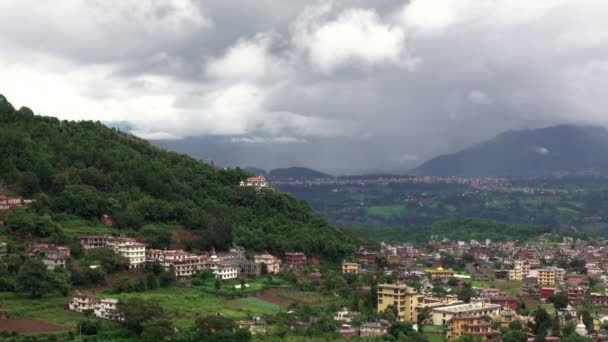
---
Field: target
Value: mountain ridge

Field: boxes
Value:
[412,124,608,177]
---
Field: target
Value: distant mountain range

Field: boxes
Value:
[412,124,608,177]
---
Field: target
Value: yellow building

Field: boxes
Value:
[538,269,556,287]
[446,316,500,342]
[342,262,360,274]
[426,267,455,281]
[377,283,421,322]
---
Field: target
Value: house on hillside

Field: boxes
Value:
[239,176,270,190]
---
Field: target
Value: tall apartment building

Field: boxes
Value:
[538,269,556,287]
[377,283,421,323]
[509,260,530,281]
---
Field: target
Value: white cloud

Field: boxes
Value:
[468,90,493,105]
[535,147,550,155]
[229,136,307,144]
[293,3,416,72]
[206,33,285,81]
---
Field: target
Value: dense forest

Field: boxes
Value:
[0,94,356,259]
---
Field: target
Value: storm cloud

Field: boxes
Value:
[1,0,608,173]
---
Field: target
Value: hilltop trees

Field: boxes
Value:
[0,94,356,260]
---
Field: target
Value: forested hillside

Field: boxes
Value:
[0,94,355,259]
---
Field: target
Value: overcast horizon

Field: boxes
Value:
[2,1,608,172]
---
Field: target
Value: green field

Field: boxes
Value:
[238,297,283,311]
[195,277,291,296]
[0,292,84,327]
[367,205,408,218]
[103,286,283,328]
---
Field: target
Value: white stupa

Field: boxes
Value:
[576,315,588,336]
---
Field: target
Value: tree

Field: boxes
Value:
[531,307,552,336]
[141,318,175,342]
[454,335,485,342]
[16,258,53,297]
[118,298,164,334]
[195,315,234,337]
[550,292,568,310]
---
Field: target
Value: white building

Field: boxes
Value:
[213,262,238,280]
[146,249,210,277]
[106,237,146,268]
[431,300,502,326]
[42,250,67,270]
[94,298,123,321]
[68,292,96,312]
[254,252,281,274]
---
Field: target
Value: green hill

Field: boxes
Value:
[0,94,355,259]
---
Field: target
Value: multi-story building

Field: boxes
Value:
[360,321,389,337]
[426,267,455,281]
[568,286,586,306]
[69,292,96,312]
[431,301,502,326]
[42,250,67,270]
[342,262,360,274]
[94,299,122,321]
[489,296,518,311]
[446,316,500,342]
[106,237,146,268]
[254,252,280,274]
[591,290,608,306]
[239,176,270,190]
[79,235,107,251]
[69,292,123,321]
[377,283,421,323]
[285,252,307,271]
[521,283,541,297]
[212,262,238,280]
[509,260,530,281]
[146,249,209,277]
[235,317,267,335]
[358,251,376,267]
[538,269,556,287]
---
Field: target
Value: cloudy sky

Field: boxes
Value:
[2,0,608,173]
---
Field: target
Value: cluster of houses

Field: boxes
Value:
[0,193,33,225]
[68,291,123,321]
[239,176,271,191]
[361,236,608,341]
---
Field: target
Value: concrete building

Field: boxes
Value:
[106,237,146,269]
[235,317,267,335]
[94,298,122,321]
[42,250,67,270]
[446,316,500,342]
[342,262,360,274]
[285,252,307,271]
[431,300,502,326]
[426,267,454,281]
[334,307,359,323]
[538,269,556,287]
[68,292,96,312]
[254,252,280,274]
[377,283,421,322]
[212,262,238,280]
[360,321,389,337]
[239,176,270,190]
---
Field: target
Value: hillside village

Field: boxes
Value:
[4,180,608,341]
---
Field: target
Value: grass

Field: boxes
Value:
[540,303,556,313]
[195,277,291,296]
[0,292,84,328]
[367,205,408,218]
[238,297,283,311]
[102,286,283,328]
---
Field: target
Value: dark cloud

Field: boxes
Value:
[1,0,607,173]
